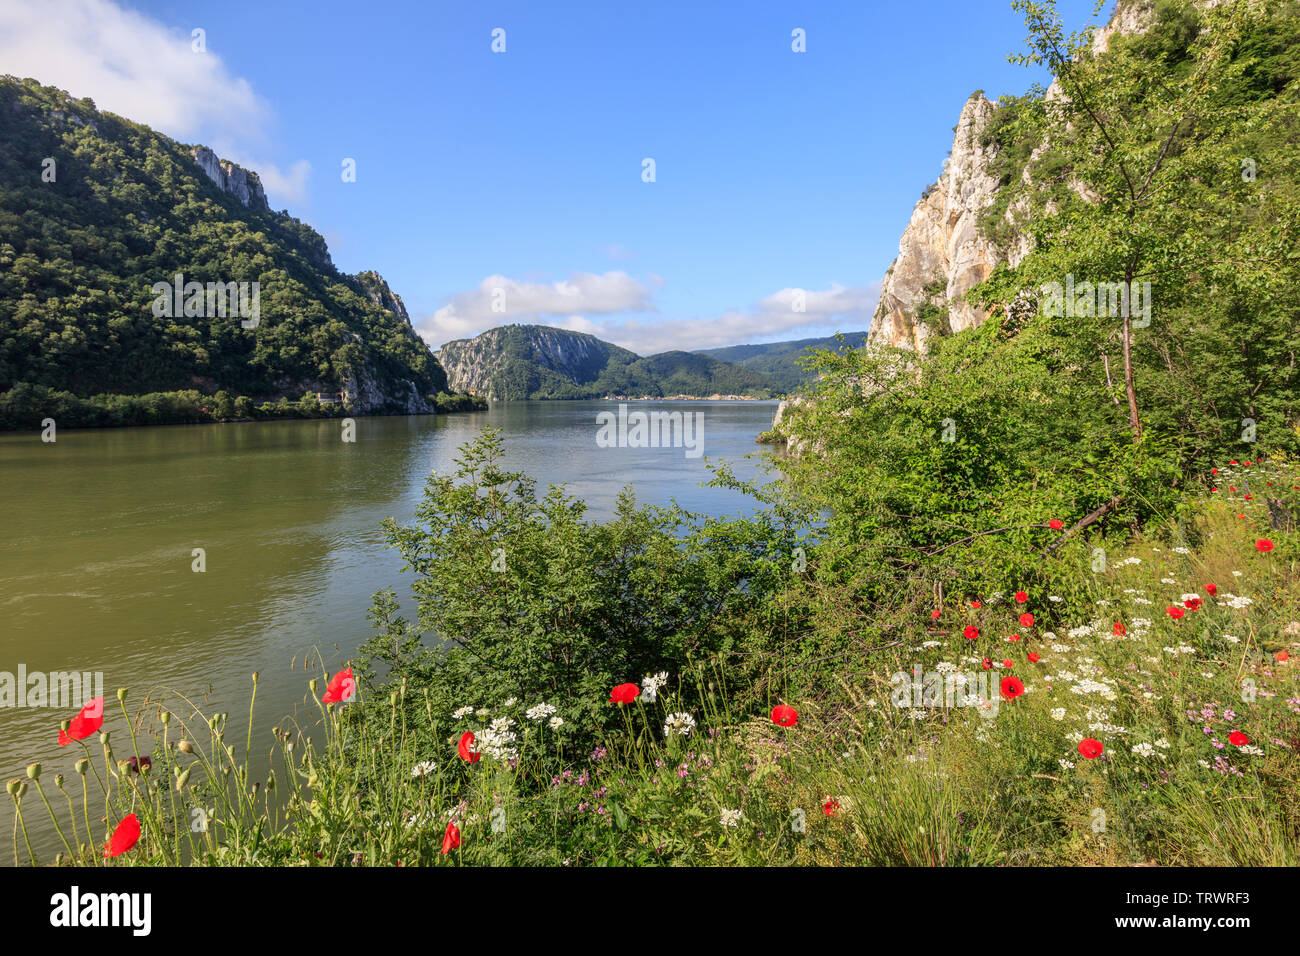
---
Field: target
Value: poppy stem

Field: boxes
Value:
[32,780,75,860]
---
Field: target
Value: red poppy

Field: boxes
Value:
[822,797,839,817]
[1113,622,1126,636]
[1048,519,1064,530]
[1183,598,1202,611]
[1002,659,1014,669]
[971,601,982,609]
[1205,583,1217,596]
[1229,486,1237,492]
[1019,613,1034,628]
[1211,468,1218,475]
[104,813,141,858]
[1007,634,1021,642]
[58,696,105,747]
[1256,539,1274,553]
[1275,650,1290,662]
[1228,731,1249,747]
[981,657,992,670]
[930,608,942,619]
[322,666,356,704]
[1014,591,1028,604]
[771,704,798,727]
[1166,606,1186,620]
[1211,487,1218,493]
[1028,651,1041,663]
[1230,460,1238,465]
[1000,676,1024,700]
[441,821,460,855]
[963,625,980,640]
[125,756,151,774]
[1078,738,1104,759]
[609,683,640,704]
[457,731,481,764]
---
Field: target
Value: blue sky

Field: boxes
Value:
[2,0,1113,353]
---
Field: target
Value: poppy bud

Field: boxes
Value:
[99,731,110,745]
[116,687,128,702]
[161,711,171,725]
[309,678,319,693]
[178,740,193,754]
[176,767,192,790]
[5,779,19,796]
[60,719,71,733]
[26,762,42,780]
[266,774,276,791]
[16,782,27,799]
[55,774,65,791]
[74,759,89,775]
[252,672,259,683]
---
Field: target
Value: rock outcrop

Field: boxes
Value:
[190,146,269,211]
[864,0,1212,356]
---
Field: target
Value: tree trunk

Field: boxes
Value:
[1122,266,1142,437]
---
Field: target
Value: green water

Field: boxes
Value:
[0,401,779,857]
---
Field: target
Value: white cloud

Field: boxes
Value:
[421,271,658,345]
[0,0,308,207]
[422,273,879,355]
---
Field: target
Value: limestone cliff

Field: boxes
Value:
[190,146,269,212]
[865,0,1198,355]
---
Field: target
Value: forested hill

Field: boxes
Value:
[0,75,450,426]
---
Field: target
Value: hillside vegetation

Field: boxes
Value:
[0,76,453,428]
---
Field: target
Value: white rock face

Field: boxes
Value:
[868,94,1004,353]
[190,146,269,211]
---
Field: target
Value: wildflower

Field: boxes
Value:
[1028,651,1041,663]
[104,813,141,858]
[1050,708,1066,721]
[457,731,481,764]
[1228,731,1250,746]
[1183,598,1203,611]
[124,756,151,774]
[1019,613,1034,628]
[526,703,557,721]
[1015,591,1028,604]
[663,712,697,737]
[982,657,992,670]
[1078,738,1104,759]
[1002,659,1014,669]
[502,697,517,708]
[1205,583,1217,596]
[641,672,668,702]
[1131,743,1156,758]
[322,666,356,704]
[1113,622,1126,637]
[963,625,980,640]
[1166,607,1186,620]
[771,704,798,727]
[822,797,840,817]
[719,808,743,827]
[411,760,437,778]
[931,609,942,619]
[1256,539,1274,553]
[1049,519,1064,530]
[441,821,460,855]
[1000,676,1025,700]
[609,683,640,705]
[548,716,564,730]
[971,601,982,609]
[452,706,474,719]
[1058,759,1075,770]
[58,697,105,747]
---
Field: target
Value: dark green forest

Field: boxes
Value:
[0,76,453,429]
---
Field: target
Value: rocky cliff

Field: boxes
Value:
[190,146,269,212]
[437,325,639,401]
[865,0,1184,354]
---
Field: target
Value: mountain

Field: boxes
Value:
[436,325,779,400]
[695,332,869,392]
[0,75,451,426]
